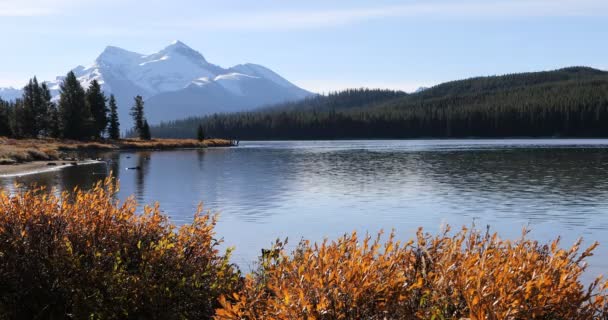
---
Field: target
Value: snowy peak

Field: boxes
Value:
[10,41,309,99]
[95,46,142,67]
[157,40,208,63]
[0,40,313,124]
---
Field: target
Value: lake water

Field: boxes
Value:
[2,140,608,277]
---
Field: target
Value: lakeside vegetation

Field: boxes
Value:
[0,177,606,319]
[0,137,234,165]
[0,71,154,141]
[0,72,236,168]
[151,67,608,139]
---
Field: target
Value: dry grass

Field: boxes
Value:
[0,137,62,163]
[116,138,233,149]
[216,227,608,319]
[0,137,235,163]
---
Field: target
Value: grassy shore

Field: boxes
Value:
[0,137,235,164]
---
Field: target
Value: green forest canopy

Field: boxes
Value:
[149,66,608,139]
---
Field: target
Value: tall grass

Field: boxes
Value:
[0,137,62,163]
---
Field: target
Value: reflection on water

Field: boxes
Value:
[2,139,608,276]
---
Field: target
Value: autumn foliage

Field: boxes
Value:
[0,178,240,319]
[216,228,608,320]
[0,177,607,319]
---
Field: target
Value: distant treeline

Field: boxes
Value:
[150,67,608,139]
[0,72,151,140]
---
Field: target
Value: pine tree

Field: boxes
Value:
[0,98,12,137]
[12,99,25,138]
[40,83,54,137]
[86,80,108,138]
[141,120,151,140]
[47,103,61,138]
[33,78,49,136]
[59,71,89,139]
[197,124,205,141]
[20,78,39,137]
[130,95,146,138]
[108,95,120,140]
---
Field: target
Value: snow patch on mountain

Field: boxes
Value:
[230,63,293,88]
[214,73,258,95]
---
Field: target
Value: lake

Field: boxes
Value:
[2,139,608,277]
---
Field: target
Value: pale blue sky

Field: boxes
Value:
[2,0,608,93]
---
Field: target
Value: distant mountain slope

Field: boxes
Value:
[411,66,607,100]
[149,67,608,139]
[0,41,313,125]
[147,88,408,138]
[0,88,22,101]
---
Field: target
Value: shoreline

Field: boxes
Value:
[0,160,102,178]
[0,138,237,178]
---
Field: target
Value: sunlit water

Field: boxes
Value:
[2,140,608,278]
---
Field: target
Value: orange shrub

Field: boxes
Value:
[0,177,240,319]
[215,228,608,320]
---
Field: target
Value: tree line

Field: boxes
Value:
[149,67,608,139]
[0,71,152,140]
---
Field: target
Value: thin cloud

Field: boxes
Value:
[0,0,121,17]
[0,5,52,16]
[167,0,608,31]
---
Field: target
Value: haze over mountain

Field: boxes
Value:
[0,41,312,124]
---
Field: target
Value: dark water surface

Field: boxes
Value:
[2,140,608,276]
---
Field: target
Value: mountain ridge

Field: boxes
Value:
[0,41,313,125]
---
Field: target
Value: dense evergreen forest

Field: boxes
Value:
[0,72,151,140]
[150,67,608,139]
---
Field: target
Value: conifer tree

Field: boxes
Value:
[141,120,151,140]
[130,95,146,138]
[40,83,54,137]
[59,71,89,139]
[47,103,61,138]
[108,95,120,140]
[197,124,205,141]
[0,98,12,137]
[86,80,108,138]
[12,99,27,138]
[20,78,39,137]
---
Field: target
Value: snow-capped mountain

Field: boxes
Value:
[1,41,313,124]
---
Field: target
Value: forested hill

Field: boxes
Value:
[149,89,407,138]
[149,67,608,139]
[414,66,607,100]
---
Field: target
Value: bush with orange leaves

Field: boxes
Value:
[0,177,240,320]
[216,228,608,320]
